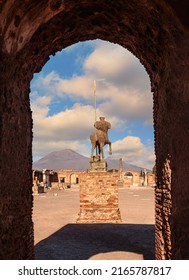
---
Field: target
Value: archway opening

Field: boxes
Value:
[31,39,155,260]
[31,39,154,169]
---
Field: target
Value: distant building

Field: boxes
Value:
[33,167,156,193]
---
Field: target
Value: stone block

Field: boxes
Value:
[90,160,107,172]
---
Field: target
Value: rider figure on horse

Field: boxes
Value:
[94,116,111,144]
[90,116,112,161]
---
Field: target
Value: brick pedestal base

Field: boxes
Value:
[77,172,121,223]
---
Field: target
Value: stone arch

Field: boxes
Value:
[125,172,134,178]
[1,0,189,259]
[70,173,79,185]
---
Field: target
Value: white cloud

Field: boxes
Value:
[98,86,153,122]
[84,41,150,91]
[32,101,94,141]
[31,94,155,168]
[31,93,122,160]
[30,92,52,117]
[112,136,155,169]
[32,70,152,124]
[84,43,128,77]
[32,42,152,123]
[56,75,94,101]
[113,136,144,153]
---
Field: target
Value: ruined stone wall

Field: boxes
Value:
[57,170,80,185]
[122,171,155,188]
[123,176,133,188]
[122,171,142,187]
[153,33,189,259]
[147,173,155,186]
[166,42,189,260]
[0,59,34,259]
[132,172,142,186]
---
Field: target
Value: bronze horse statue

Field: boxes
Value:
[90,129,112,161]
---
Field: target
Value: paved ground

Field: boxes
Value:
[33,187,155,260]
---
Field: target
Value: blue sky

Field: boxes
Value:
[30,39,155,169]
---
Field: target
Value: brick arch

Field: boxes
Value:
[70,173,79,185]
[1,0,189,259]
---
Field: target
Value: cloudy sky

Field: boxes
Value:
[30,39,155,169]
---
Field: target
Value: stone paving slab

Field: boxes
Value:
[33,187,155,260]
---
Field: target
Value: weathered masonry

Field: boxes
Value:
[1,0,189,259]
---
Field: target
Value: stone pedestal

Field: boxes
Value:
[90,160,107,172]
[77,172,121,223]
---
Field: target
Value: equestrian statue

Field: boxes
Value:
[90,116,112,161]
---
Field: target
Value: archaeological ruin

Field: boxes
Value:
[32,168,155,192]
[1,0,189,259]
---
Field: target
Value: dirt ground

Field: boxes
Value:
[33,187,155,260]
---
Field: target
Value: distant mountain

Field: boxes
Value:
[33,149,89,171]
[33,149,148,172]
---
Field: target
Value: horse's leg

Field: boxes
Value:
[101,143,104,160]
[108,141,112,155]
[91,142,95,160]
[98,143,101,156]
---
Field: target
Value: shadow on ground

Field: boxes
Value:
[35,223,155,260]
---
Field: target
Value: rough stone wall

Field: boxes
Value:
[57,170,80,185]
[0,59,34,259]
[132,172,141,185]
[153,30,189,259]
[122,171,143,187]
[0,0,189,259]
[122,171,156,188]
